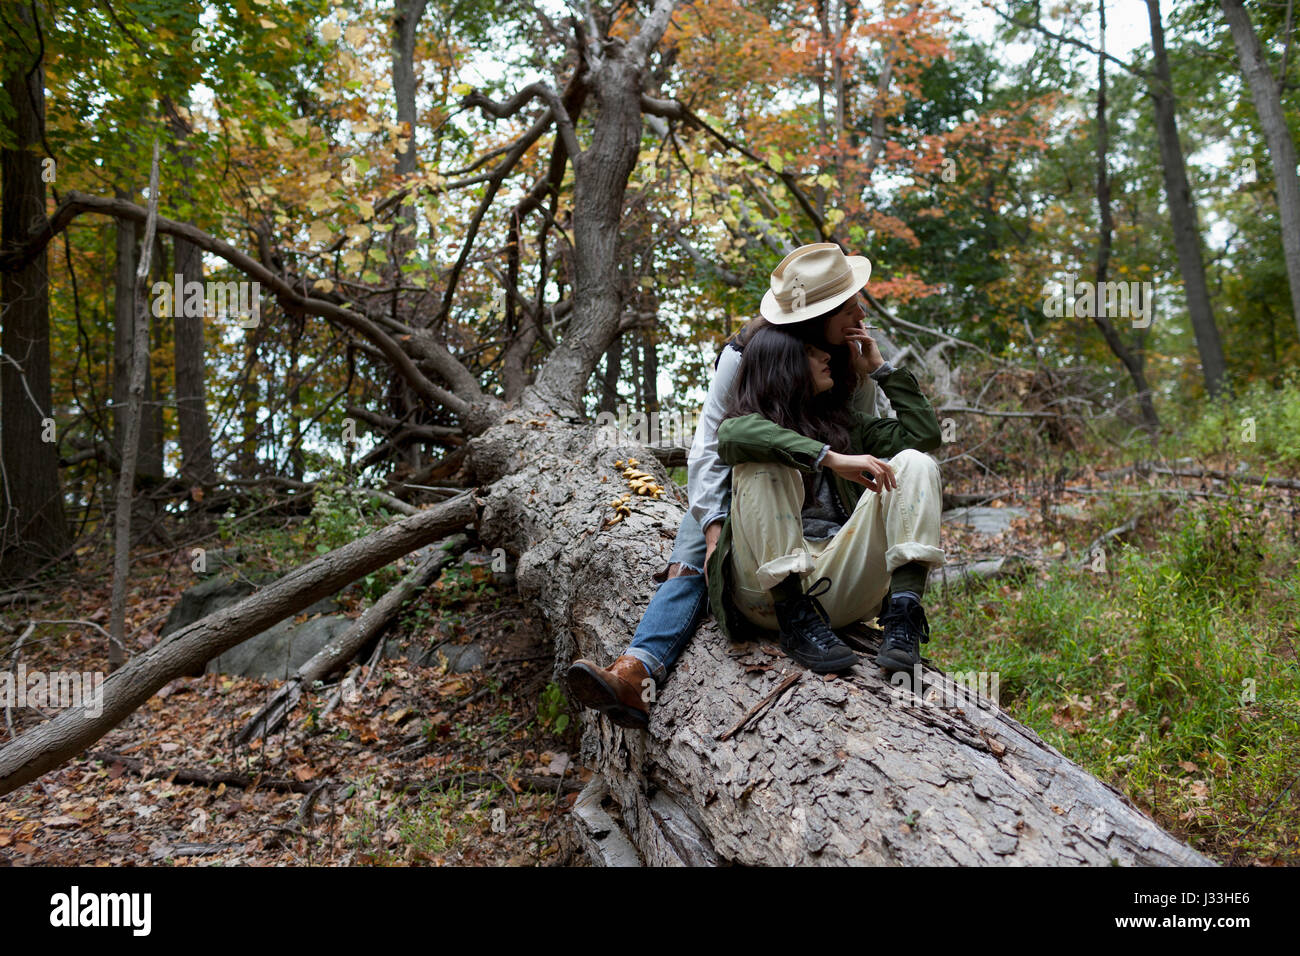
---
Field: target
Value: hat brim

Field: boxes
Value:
[759,256,872,325]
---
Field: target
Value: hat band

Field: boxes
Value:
[774,266,855,311]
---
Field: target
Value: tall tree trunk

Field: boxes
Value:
[390,0,427,320]
[237,334,261,477]
[0,1,70,581]
[599,335,622,414]
[109,141,160,670]
[525,0,680,413]
[1095,0,1160,435]
[1145,0,1228,397]
[111,184,135,462]
[641,328,658,415]
[172,234,215,483]
[1220,0,1300,342]
[167,99,217,484]
[142,234,166,482]
[112,192,162,483]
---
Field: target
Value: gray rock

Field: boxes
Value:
[207,611,351,680]
[161,573,344,679]
[442,642,486,672]
[941,506,1027,536]
[394,638,485,672]
[159,573,256,640]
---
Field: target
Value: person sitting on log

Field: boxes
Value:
[706,252,947,674]
[567,243,899,725]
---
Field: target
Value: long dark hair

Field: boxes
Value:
[722,322,858,455]
[724,311,861,396]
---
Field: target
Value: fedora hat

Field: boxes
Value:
[759,242,872,325]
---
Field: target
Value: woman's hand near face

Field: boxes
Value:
[844,323,884,377]
[822,450,897,491]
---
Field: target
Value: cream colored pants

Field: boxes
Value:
[728,449,947,631]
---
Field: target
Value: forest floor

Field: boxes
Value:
[0,546,587,866]
[1,450,1299,866]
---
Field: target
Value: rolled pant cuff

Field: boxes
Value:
[884,544,947,574]
[755,550,816,591]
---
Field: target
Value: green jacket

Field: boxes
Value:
[705,366,943,641]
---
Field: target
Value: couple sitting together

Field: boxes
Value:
[568,242,946,729]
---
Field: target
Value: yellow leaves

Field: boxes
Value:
[341,249,364,272]
[313,278,335,294]
[308,221,334,246]
[451,82,473,97]
[345,25,368,47]
[289,118,308,138]
[306,190,333,215]
[345,223,370,242]
[769,154,784,173]
[357,199,374,220]
[258,18,275,29]
[320,22,341,42]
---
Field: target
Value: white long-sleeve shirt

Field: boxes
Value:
[685,342,883,532]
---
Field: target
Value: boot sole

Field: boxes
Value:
[565,662,649,730]
[780,644,859,674]
[875,648,920,674]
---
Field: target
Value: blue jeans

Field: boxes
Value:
[624,510,710,684]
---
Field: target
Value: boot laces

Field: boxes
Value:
[879,594,930,653]
[789,577,840,650]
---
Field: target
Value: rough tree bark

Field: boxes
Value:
[108,142,161,670]
[1219,0,1300,343]
[469,416,1211,865]
[1095,0,1160,436]
[166,97,217,485]
[1145,0,1227,397]
[0,0,70,582]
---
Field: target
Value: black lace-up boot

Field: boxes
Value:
[875,590,931,674]
[772,575,859,673]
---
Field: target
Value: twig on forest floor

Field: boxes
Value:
[86,749,319,793]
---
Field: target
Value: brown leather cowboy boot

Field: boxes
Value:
[565,655,651,730]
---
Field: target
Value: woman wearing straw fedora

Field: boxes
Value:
[567,243,945,727]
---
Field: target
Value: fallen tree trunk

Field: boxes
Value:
[0,492,477,796]
[470,414,1211,865]
[928,555,1034,591]
[234,532,470,744]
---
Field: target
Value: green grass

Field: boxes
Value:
[1169,369,1300,470]
[929,494,1300,864]
[345,774,498,865]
